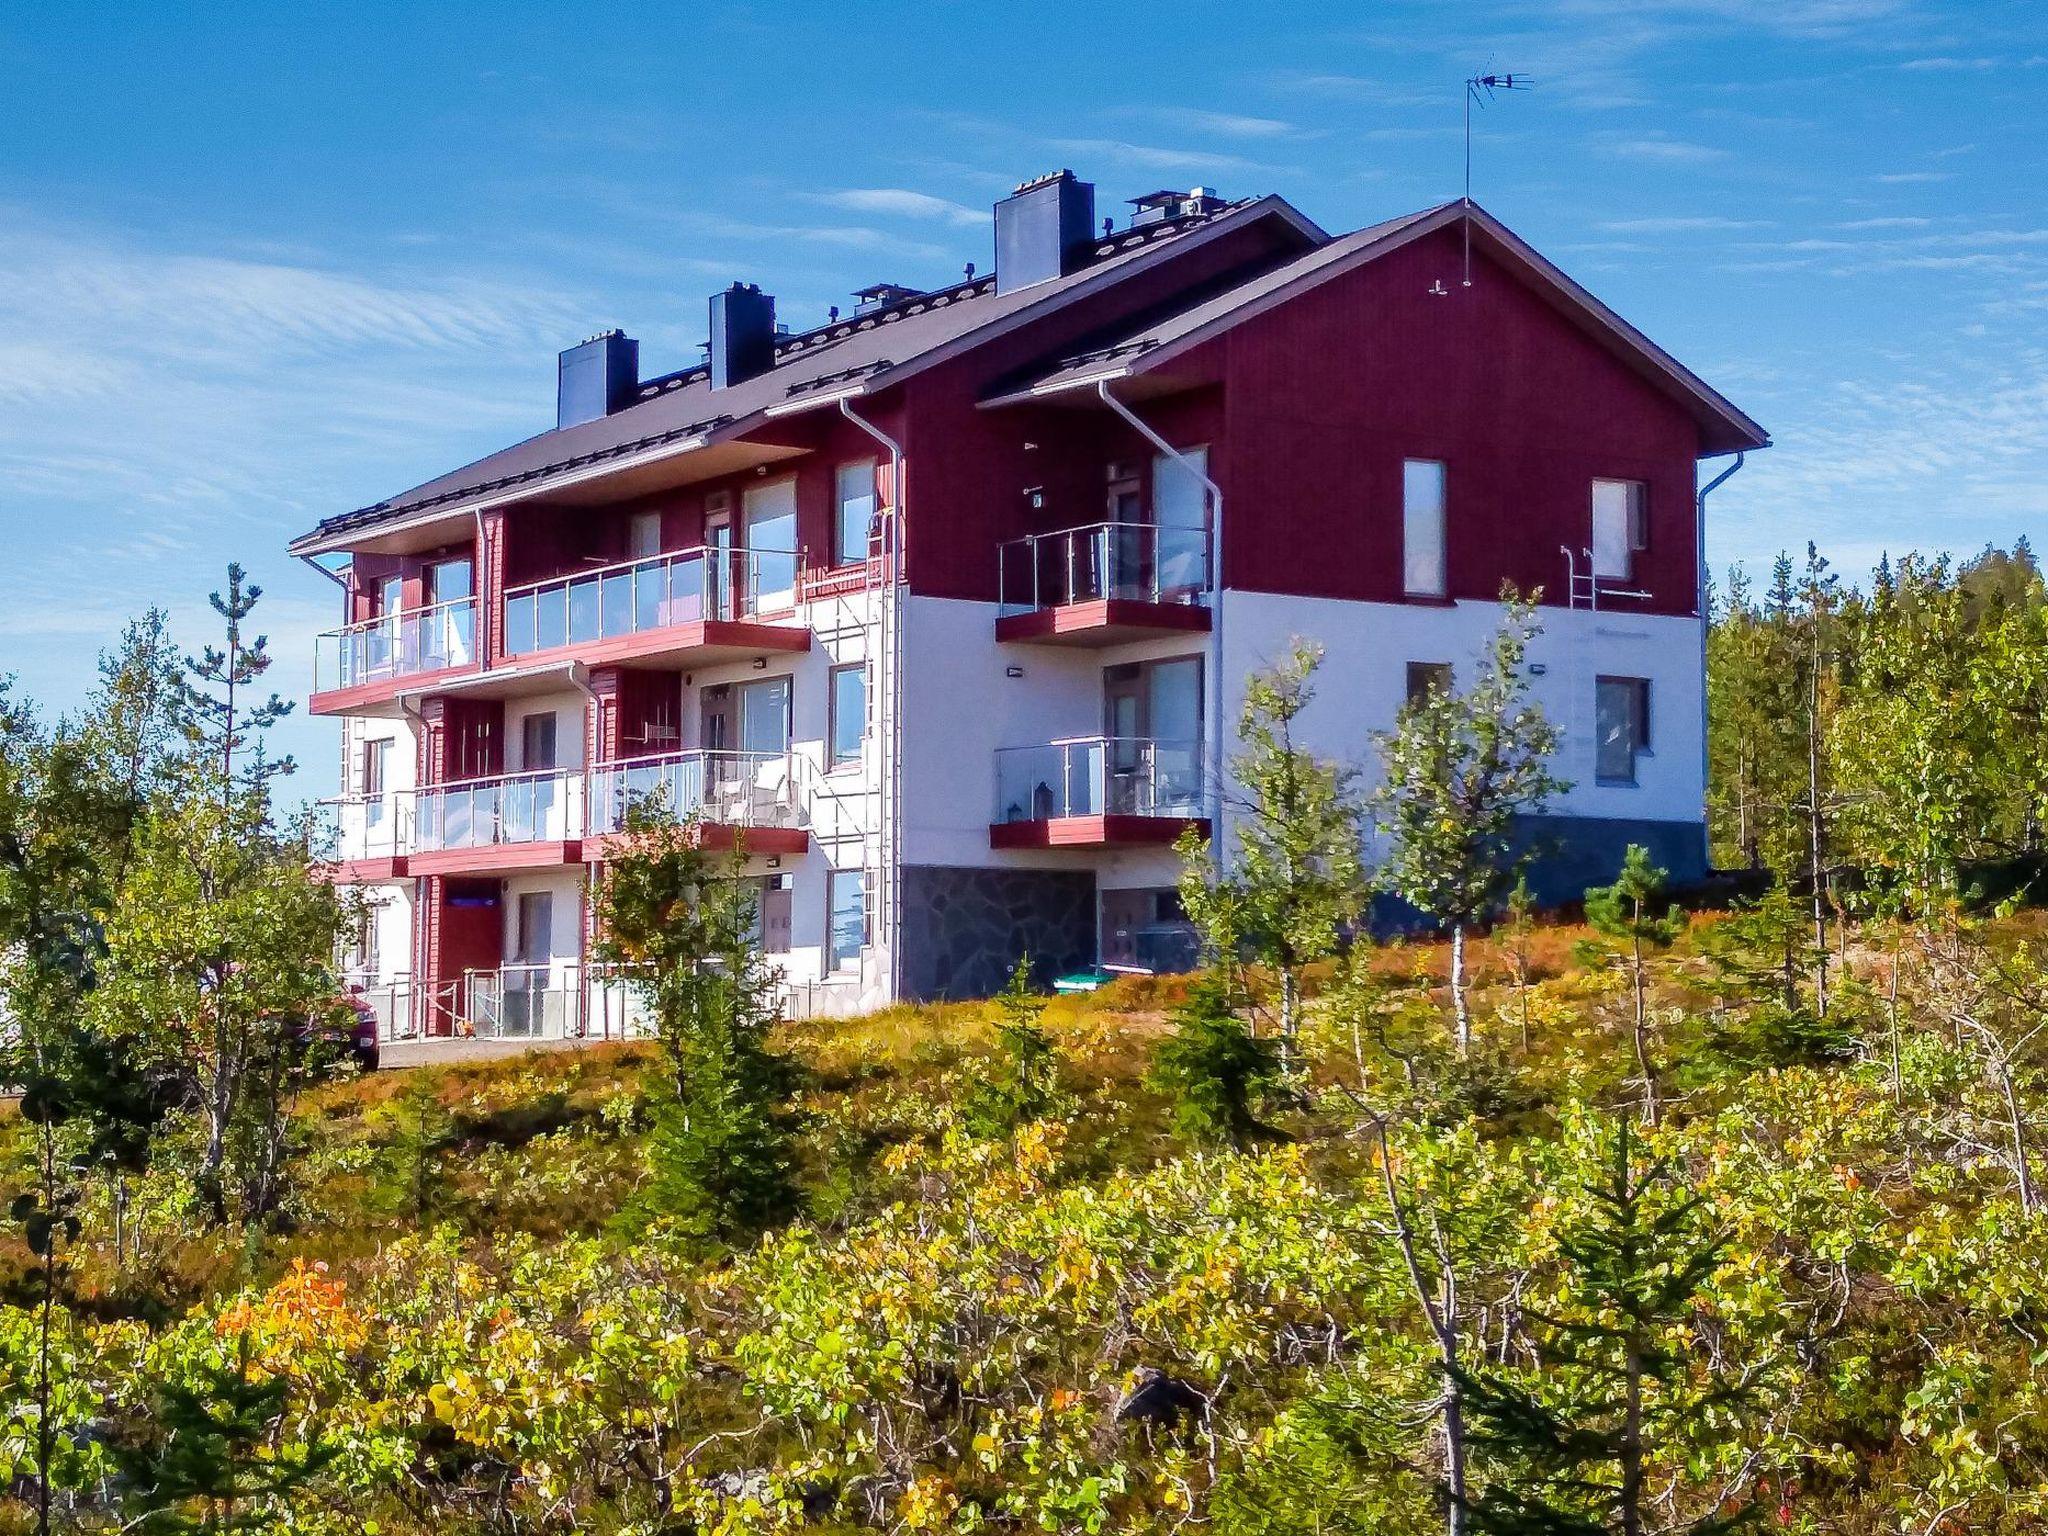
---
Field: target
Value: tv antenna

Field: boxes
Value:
[1460,70,1531,288]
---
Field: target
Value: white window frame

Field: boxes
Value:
[827,869,866,971]
[1595,675,1651,786]
[828,662,866,771]
[1591,478,1648,582]
[1402,459,1447,598]
[834,461,877,567]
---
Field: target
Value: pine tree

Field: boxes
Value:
[964,958,1066,1139]
[1147,974,1283,1149]
[1580,847,1684,1126]
[1454,1117,1753,1536]
[175,564,295,804]
[117,1332,336,1533]
[592,802,802,1243]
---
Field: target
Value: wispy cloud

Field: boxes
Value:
[807,188,986,227]
[1874,170,1954,183]
[695,217,950,260]
[1133,106,1310,139]
[1046,137,1279,178]
[1597,133,1731,164]
[1898,56,1998,71]
[1599,215,1771,232]
[1835,216,1932,229]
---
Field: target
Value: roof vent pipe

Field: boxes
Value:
[709,283,776,390]
[993,170,1096,294]
[557,330,639,429]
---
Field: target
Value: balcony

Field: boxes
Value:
[995,522,1210,646]
[320,793,411,881]
[991,736,1209,849]
[410,768,585,875]
[586,749,808,857]
[311,599,479,712]
[502,546,811,671]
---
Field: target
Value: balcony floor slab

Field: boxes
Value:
[989,815,1209,850]
[506,618,810,674]
[409,841,585,878]
[995,600,1210,647]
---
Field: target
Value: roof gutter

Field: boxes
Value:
[297,553,348,589]
[1695,451,1745,848]
[1093,377,1228,855]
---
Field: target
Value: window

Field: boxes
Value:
[834,461,876,566]
[1595,676,1651,785]
[829,663,866,769]
[425,557,473,606]
[361,737,392,825]
[1403,459,1446,597]
[828,870,866,971]
[1405,662,1453,705]
[519,712,558,772]
[629,511,663,561]
[738,676,792,756]
[375,574,403,617]
[1591,479,1647,581]
[514,892,553,965]
[352,910,379,977]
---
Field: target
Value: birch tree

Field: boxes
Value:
[1371,593,1566,1053]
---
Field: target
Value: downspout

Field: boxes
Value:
[563,660,595,1036]
[1695,451,1745,859]
[1095,379,1228,853]
[839,397,906,1004]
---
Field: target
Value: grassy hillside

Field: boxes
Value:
[8,915,2048,1534]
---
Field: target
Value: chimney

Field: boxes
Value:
[557,330,639,430]
[709,282,776,390]
[994,170,1096,295]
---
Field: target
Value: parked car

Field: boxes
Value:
[292,992,380,1074]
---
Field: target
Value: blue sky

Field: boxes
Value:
[2,0,2043,800]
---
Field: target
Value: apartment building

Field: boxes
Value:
[292,171,1767,1041]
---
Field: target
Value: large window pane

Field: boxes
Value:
[828,870,866,971]
[1592,479,1646,581]
[739,676,791,756]
[835,462,876,566]
[1596,676,1649,785]
[1403,459,1446,597]
[830,664,866,769]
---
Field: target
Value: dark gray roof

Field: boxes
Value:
[293,195,1323,552]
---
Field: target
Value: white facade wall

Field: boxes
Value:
[899,589,1704,871]
[1216,590,1706,837]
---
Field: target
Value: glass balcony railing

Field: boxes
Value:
[501,546,798,658]
[314,599,478,693]
[587,750,799,835]
[993,736,1206,823]
[997,522,1209,615]
[414,768,583,852]
[320,793,411,862]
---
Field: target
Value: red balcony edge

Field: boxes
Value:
[506,618,810,672]
[994,600,1211,647]
[409,840,585,877]
[310,663,478,716]
[989,815,1210,850]
[585,825,810,860]
[320,856,409,884]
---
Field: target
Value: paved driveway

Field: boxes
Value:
[378,1035,628,1070]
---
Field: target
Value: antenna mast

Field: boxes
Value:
[1462,71,1531,287]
